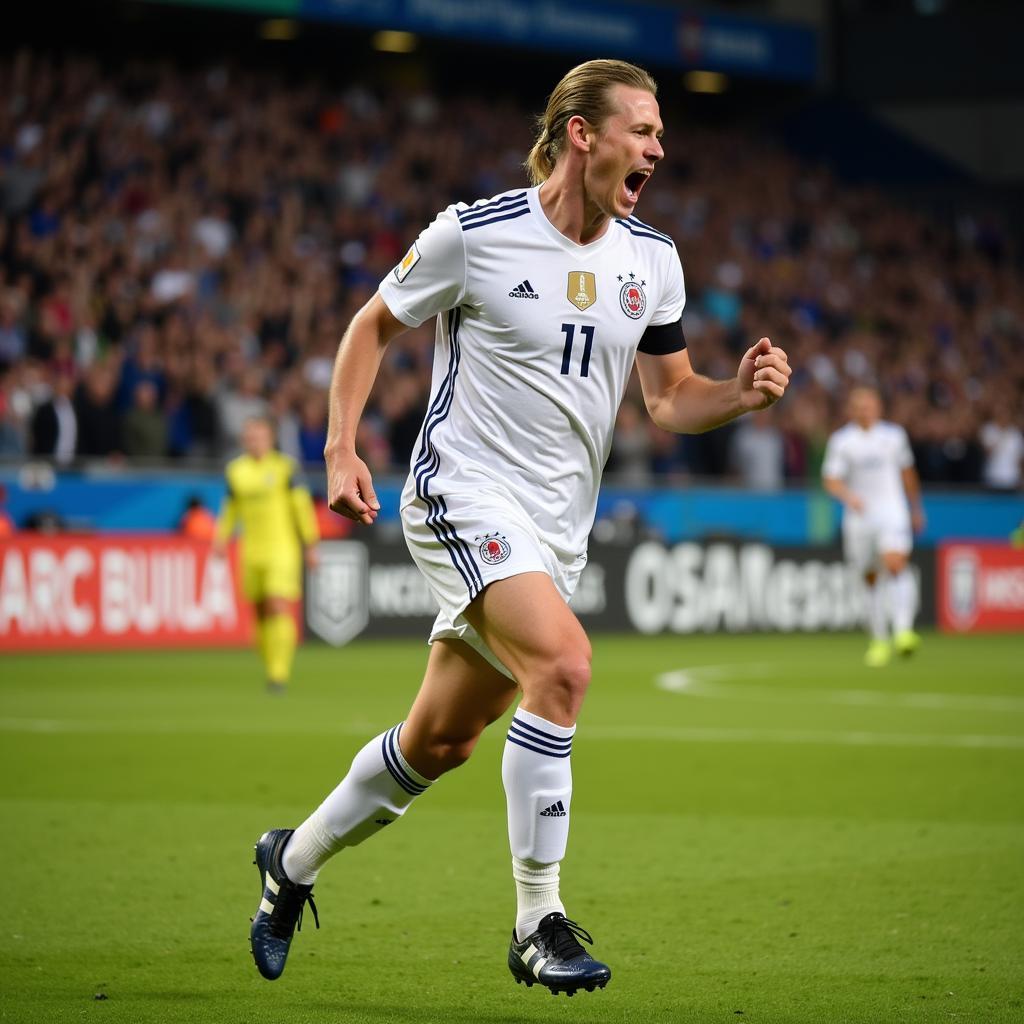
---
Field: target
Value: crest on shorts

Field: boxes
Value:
[619,275,647,319]
[306,541,369,646]
[567,271,596,311]
[476,532,511,565]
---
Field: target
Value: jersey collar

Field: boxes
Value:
[527,186,615,256]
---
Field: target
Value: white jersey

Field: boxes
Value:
[822,420,914,521]
[379,186,686,562]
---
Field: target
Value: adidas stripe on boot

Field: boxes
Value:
[509,912,611,996]
[249,829,319,980]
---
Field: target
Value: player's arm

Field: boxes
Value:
[821,436,864,512]
[327,207,466,524]
[901,465,925,533]
[212,478,237,557]
[323,294,410,525]
[635,337,791,434]
[287,467,322,566]
[822,474,864,513]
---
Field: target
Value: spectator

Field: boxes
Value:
[0,50,1020,480]
[297,392,328,468]
[0,368,27,457]
[980,405,1024,491]
[609,401,653,485]
[121,379,167,458]
[29,369,77,465]
[168,359,219,459]
[75,362,122,458]
[217,367,268,454]
[179,495,217,540]
[0,292,27,368]
[0,484,13,538]
[729,410,786,491]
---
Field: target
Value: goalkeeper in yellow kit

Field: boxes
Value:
[214,416,320,692]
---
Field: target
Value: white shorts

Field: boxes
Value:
[843,511,912,574]
[401,493,585,677]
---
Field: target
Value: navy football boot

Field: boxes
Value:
[508,912,611,996]
[249,829,319,980]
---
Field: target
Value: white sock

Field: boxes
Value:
[282,723,432,885]
[512,858,564,938]
[887,569,916,633]
[867,580,888,641]
[502,707,575,941]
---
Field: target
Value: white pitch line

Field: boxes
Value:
[655,669,1024,714]
[0,717,1022,750]
[586,725,1024,750]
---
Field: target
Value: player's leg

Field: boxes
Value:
[847,520,890,667]
[862,569,893,666]
[261,595,295,690]
[882,547,920,655]
[463,573,611,995]
[283,638,516,881]
[250,638,515,980]
[240,560,269,676]
[261,558,302,690]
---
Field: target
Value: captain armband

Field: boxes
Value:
[637,318,686,356]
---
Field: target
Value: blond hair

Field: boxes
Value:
[525,59,658,186]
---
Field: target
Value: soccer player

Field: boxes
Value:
[249,60,792,994]
[214,415,319,692]
[822,387,925,667]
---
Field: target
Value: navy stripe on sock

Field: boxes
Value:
[507,728,572,757]
[505,734,573,759]
[381,726,427,796]
[388,726,427,793]
[509,716,574,748]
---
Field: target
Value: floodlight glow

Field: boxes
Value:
[684,70,728,94]
[260,19,298,41]
[373,30,418,53]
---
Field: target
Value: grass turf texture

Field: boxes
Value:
[2,632,1023,1024]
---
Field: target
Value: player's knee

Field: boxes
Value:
[538,647,592,718]
[422,729,480,775]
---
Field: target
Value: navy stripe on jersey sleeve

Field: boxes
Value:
[637,318,686,356]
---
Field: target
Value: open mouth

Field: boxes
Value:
[624,169,652,203]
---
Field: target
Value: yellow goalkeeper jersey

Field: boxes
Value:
[215,451,319,565]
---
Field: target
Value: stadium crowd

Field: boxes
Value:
[1,50,1022,489]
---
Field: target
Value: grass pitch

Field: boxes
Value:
[2,632,1023,1024]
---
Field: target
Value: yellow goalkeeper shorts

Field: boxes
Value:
[240,558,302,603]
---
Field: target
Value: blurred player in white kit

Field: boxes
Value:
[823,386,925,667]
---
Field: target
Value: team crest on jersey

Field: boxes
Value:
[476,532,511,565]
[619,275,647,319]
[393,242,421,283]
[567,271,596,311]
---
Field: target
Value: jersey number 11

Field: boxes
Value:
[560,323,595,378]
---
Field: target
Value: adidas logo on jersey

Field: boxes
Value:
[539,800,567,817]
[509,280,540,299]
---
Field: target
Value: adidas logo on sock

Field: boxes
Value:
[539,800,567,817]
[508,280,540,299]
